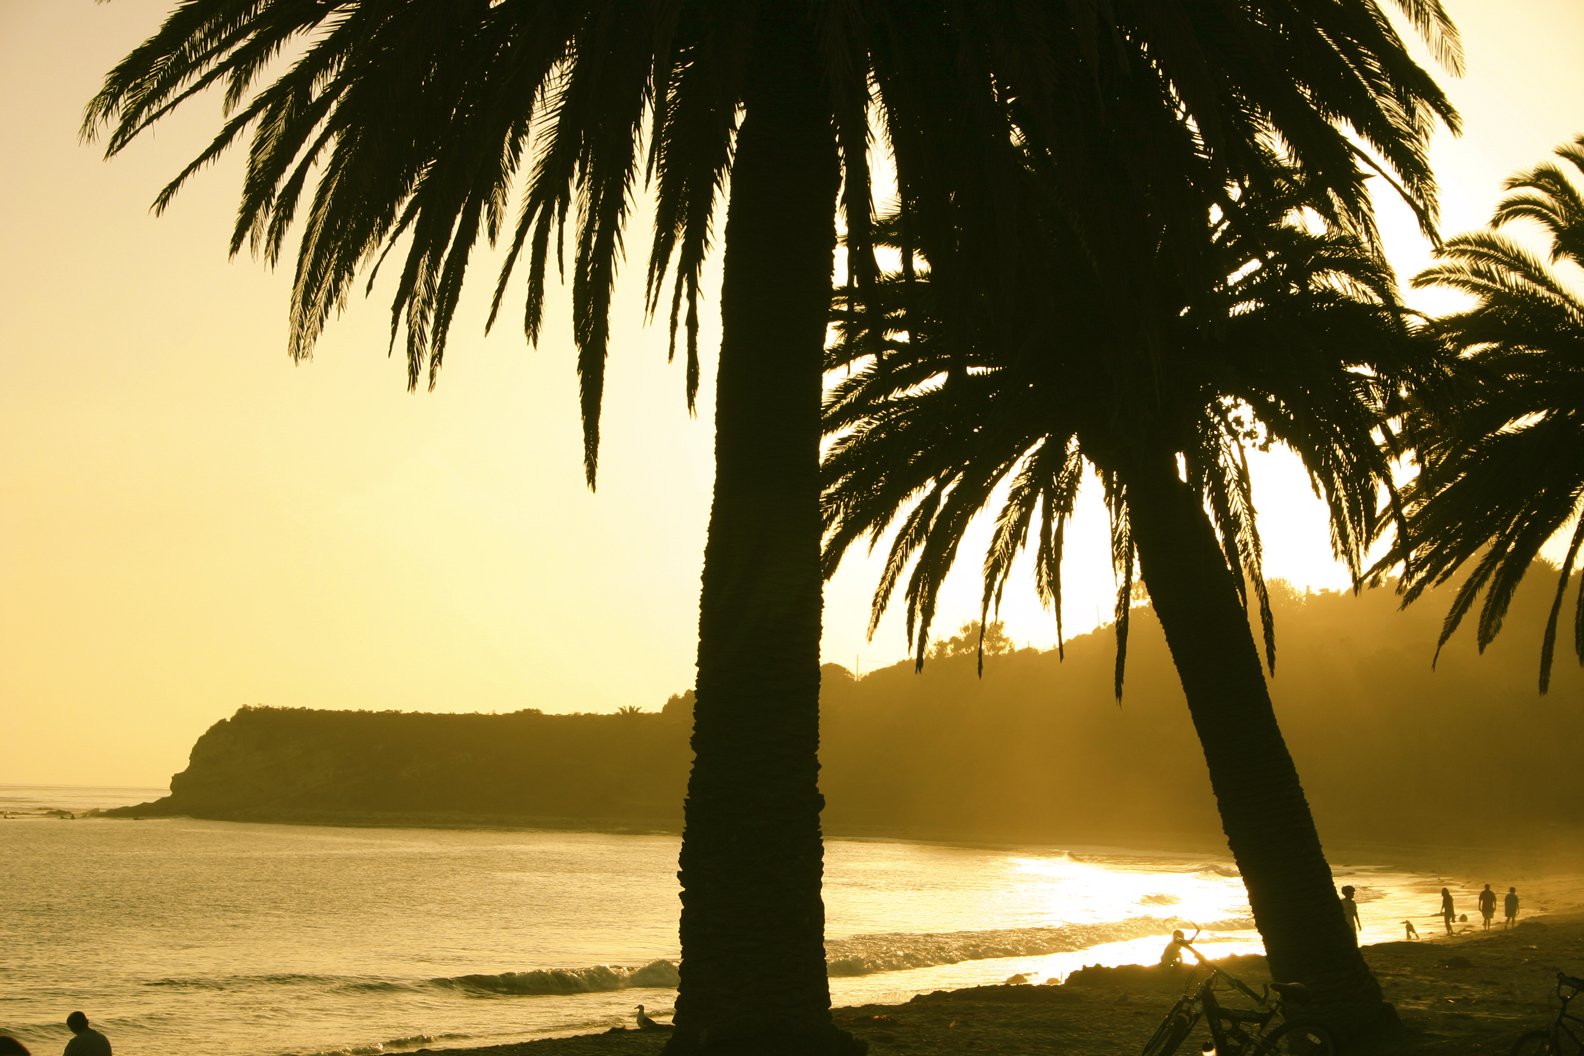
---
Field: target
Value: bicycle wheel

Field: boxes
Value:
[1249,1020,1336,1055]
[1140,1008,1199,1056]
[1510,1029,1555,1056]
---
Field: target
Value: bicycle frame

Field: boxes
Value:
[1199,970,1283,1052]
[1143,966,1280,1055]
[1544,974,1582,1051]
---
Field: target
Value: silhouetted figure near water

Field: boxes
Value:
[1159,928,1205,968]
[1403,920,1419,940]
[1479,883,1497,930]
[1506,887,1520,928]
[63,1013,109,1056]
[0,1035,31,1055]
[1340,885,1361,939]
[1440,888,1455,935]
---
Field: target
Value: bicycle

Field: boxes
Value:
[1511,971,1584,1056]
[1140,962,1335,1055]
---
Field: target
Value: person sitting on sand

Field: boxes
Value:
[1159,928,1205,968]
[63,1012,110,1056]
[1440,888,1455,935]
[1505,887,1520,928]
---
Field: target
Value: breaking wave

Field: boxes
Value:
[825,917,1176,977]
[434,958,680,996]
[826,915,1255,977]
[424,915,1267,996]
[296,1032,470,1056]
[147,973,422,994]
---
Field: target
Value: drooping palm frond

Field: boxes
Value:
[86,1,656,483]
[1396,135,1584,693]
[83,1,899,489]
[83,0,1458,497]
[822,158,1428,695]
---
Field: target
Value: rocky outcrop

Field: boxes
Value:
[117,704,691,829]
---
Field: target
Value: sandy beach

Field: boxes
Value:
[415,854,1584,1056]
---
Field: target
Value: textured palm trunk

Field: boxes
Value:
[663,7,857,1056]
[1119,446,1394,1040]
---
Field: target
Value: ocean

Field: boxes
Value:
[0,785,1449,1056]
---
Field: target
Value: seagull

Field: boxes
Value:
[635,1004,664,1031]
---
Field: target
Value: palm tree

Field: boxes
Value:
[822,165,1443,1035]
[80,7,866,1051]
[82,2,1457,1051]
[1391,135,1584,694]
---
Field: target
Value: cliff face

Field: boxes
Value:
[133,706,692,828]
[124,575,1584,849]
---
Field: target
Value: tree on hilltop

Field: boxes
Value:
[929,621,1016,663]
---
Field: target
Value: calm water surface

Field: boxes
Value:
[0,785,1444,1055]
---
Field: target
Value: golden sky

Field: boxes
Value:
[3,0,1581,786]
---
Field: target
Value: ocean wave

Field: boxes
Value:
[825,917,1180,977]
[1064,852,1246,884]
[149,972,332,990]
[147,973,419,994]
[434,959,680,996]
[294,1033,459,1056]
[426,915,1263,997]
[343,979,423,994]
[1194,863,1244,879]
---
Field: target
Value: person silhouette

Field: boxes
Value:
[63,1012,110,1056]
[0,1036,31,1055]
[1440,887,1455,935]
[1478,884,1497,930]
[1402,919,1419,940]
[1159,927,1204,968]
[1505,887,1520,928]
[1340,885,1361,939]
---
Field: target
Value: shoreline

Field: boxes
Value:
[95,804,1584,879]
[409,906,1584,1056]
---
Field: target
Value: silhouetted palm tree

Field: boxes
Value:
[83,2,1457,1050]
[823,166,1442,1033]
[81,7,884,1050]
[1393,135,1584,693]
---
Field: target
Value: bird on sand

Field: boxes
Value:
[635,1004,667,1031]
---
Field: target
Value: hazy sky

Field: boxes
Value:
[4,1,1582,787]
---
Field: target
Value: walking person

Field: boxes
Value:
[1478,883,1497,931]
[1505,887,1520,928]
[1440,887,1455,935]
[1340,885,1362,940]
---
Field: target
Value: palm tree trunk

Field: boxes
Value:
[1119,446,1394,1040]
[664,7,859,1055]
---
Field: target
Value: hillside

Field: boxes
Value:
[117,574,1583,853]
